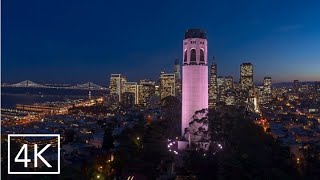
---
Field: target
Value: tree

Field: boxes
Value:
[64,129,75,143]
[161,96,181,138]
[102,127,114,151]
[141,120,173,178]
[183,105,300,179]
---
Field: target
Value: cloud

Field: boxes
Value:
[275,24,304,32]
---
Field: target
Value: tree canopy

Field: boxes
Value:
[183,105,300,179]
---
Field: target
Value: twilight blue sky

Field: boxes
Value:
[2,0,320,85]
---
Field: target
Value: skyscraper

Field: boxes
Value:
[239,63,255,109]
[225,76,234,91]
[209,56,218,108]
[217,76,226,102]
[121,92,135,108]
[109,74,126,102]
[263,77,272,103]
[155,85,160,96]
[293,80,299,92]
[240,63,254,91]
[138,79,155,107]
[224,76,235,105]
[256,85,264,104]
[174,59,182,99]
[159,72,176,99]
[315,81,320,93]
[174,58,181,80]
[182,29,208,140]
[123,82,139,104]
[225,91,236,105]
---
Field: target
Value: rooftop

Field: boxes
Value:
[184,29,206,39]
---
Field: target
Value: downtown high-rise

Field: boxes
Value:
[174,59,182,99]
[109,74,126,102]
[123,82,139,104]
[240,63,254,91]
[209,56,218,108]
[138,79,155,107]
[159,72,176,100]
[263,77,272,104]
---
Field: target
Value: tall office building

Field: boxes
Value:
[174,59,182,98]
[138,80,155,107]
[293,80,299,92]
[123,82,139,104]
[105,94,120,109]
[225,76,234,91]
[174,58,181,80]
[256,85,264,104]
[182,29,208,140]
[217,76,226,102]
[155,85,160,96]
[159,72,176,99]
[121,92,135,108]
[239,63,254,107]
[225,91,236,105]
[315,81,320,93]
[263,77,272,103]
[240,63,254,91]
[209,56,218,108]
[109,74,126,102]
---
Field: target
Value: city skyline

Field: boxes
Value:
[2,1,320,179]
[3,0,320,84]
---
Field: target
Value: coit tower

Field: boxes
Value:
[182,29,208,139]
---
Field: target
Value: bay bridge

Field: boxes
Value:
[1,80,108,91]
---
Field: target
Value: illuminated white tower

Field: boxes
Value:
[182,29,208,140]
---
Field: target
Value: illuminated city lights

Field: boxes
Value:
[6,0,320,178]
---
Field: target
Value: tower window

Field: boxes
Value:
[190,49,196,64]
[200,49,205,63]
[184,50,188,63]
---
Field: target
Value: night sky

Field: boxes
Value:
[2,0,320,85]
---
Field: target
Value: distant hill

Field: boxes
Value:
[273,81,318,88]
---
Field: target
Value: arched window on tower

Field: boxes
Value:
[200,49,205,64]
[190,49,196,65]
[184,50,187,64]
